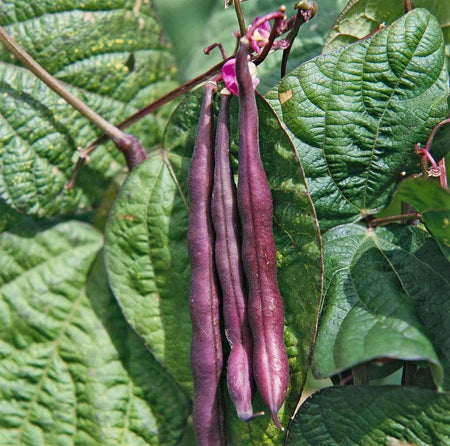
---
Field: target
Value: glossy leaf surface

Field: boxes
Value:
[267,9,449,229]
[313,223,450,389]
[287,386,450,445]
[396,177,450,261]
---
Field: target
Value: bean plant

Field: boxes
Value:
[0,0,449,444]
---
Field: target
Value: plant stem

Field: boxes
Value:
[368,212,422,228]
[281,1,317,78]
[80,56,232,156]
[233,0,247,37]
[403,0,412,12]
[424,118,450,152]
[401,362,418,386]
[0,25,123,143]
[439,158,448,189]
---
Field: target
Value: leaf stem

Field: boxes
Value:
[82,56,232,155]
[368,212,422,228]
[233,0,247,37]
[281,1,317,78]
[439,158,448,190]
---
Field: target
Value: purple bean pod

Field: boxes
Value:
[235,38,289,430]
[211,89,255,422]
[187,81,226,445]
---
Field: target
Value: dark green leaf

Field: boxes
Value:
[287,386,450,445]
[396,177,450,260]
[267,9,449,230]
[0,221,190,444]
[322,0,450,99]
[0,2,177,217]
[312,223,450,389]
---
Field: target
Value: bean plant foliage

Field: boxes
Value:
[0,0,449,445]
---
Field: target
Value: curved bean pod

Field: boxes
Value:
[211,89,255,422]
[235,37,289,430]
[187,81,226,445]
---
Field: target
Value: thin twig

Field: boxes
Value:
[233,0,247,37]
[439,158,448,190]
[368,212,422,228]
[281,1,317,78]
[80,56,232,156]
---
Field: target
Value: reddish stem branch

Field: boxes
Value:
[368,212,422,228]
[439,158,448,190]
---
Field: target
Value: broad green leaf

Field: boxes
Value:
[323,0,405,53]
[323,0,450,103]
[312,223,450,390]
[267,9,449,230]
[104,154,193,393]
[155,0,345,92]
[419,0,450,78]
[396,177,450,261]
[0,1,177,217]
[0,221,190,444]
[105,88,322,444]
[287,386,450,445]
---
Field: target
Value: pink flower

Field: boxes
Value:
[249,18,271,54]
[247,14,289,54]
[222,58,260,96]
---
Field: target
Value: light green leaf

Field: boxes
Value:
[287,386,450,445]
[323,0,405,53]
[105,89,322,444]
[104,153,193,393]
[0,221,190,445]
[0,1,177,217]
[312,223,450,389]
[396,177,450,260]
[267,9,449,230]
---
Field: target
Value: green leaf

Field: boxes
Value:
[417,0,450,79]
[323,0,405,53]
[323,0,450,96]
[267,9,449,230]
[312,223,450,389]
[287,386,450,445]
[0,1,177,217]
[105,89,322,443]
[104,153,193,393]
[396,177,450,261]
[0,221,190,444]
